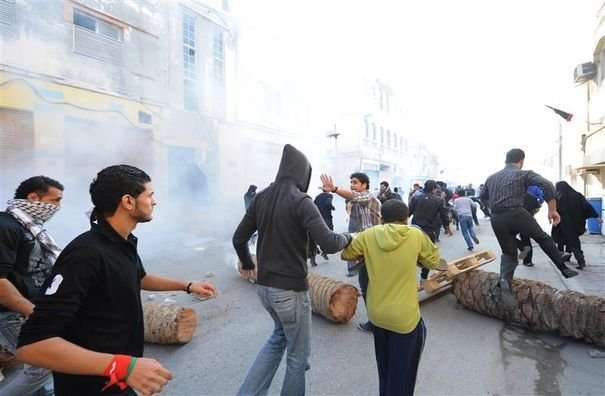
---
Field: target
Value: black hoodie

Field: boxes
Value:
[233,145,350,291]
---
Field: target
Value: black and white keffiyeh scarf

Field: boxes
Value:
[6,199,62,262]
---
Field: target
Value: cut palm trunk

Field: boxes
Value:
[307,272,360,323]
[237,256,360,324]
[143,302,198,344]
[453,270,605,347]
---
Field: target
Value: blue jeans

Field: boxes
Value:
[0,312,53,396]
[459,215,477,249]
[238,285,311,396]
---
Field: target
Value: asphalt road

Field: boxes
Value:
[140,217,605,396]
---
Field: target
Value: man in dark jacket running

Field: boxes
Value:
[233,145,350,396]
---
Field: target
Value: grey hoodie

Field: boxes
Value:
[233,145,350,291]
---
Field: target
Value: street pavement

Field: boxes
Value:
[138,215,604,396]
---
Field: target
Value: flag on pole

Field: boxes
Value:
[545,105,573,122]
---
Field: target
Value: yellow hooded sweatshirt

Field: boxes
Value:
[342,223,440,334]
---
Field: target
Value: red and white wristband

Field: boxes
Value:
[102,354,137,391]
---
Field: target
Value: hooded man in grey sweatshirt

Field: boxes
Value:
[233,144,351,396]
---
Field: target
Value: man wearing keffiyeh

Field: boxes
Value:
[0,175,64,396]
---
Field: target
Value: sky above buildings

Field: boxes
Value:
[233,0,602,185]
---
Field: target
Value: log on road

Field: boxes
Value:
[453,270,605,347]
[307,272,360,324]
[143,302,198,344]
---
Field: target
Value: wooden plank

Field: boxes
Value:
[419,250,496,295]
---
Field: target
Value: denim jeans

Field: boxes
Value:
[0,311,54,396]
[238,285,311,396]
[459,215,477,249]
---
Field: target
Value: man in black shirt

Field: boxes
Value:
[17,165,217,396]
[481,149,577,308]
[409,180,452,283]
[0,176,64,396]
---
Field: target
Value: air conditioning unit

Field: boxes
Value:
[574,62,597,83]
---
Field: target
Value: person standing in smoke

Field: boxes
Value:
[233,145,350,396]
[551,181,600,270]
[311,191,336,263]
[481,149,577,309]
[320,172,381,333]
[0,176,64,396]
[16,165,217,396]
[244,185,258,211]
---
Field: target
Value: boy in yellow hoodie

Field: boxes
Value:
[342,199,440,396]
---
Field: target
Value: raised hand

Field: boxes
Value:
[320,174,335,193]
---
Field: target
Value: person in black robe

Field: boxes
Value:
[551,181,599,270]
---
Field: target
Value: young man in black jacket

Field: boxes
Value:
[17,165,217,396]
[409,180,452,283]
[233,145,350,396]
[0,176,64,396]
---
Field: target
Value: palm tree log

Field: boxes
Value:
[307,272,360,323]
[238,256,359,323]
[453,270,605,347]
[143,302,198,344]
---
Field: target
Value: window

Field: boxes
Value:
[380,127,384,145]
[387,130,391,147]
[213,29,225,82]
[364,118,369,138]
[138,111,152,125]
[0,0,16,26]
[372,123,377,141]
[393,133,397,148]
[183,12,198,110]
[74,9,122,41]
[222,0,230,11]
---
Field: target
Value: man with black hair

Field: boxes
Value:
[409,180,452,283]
[342,199,440,396]
[233,145,350,396]
[377,181,398,204]
[392,187,403,201]
[481,149,577,309]
[16,165,217,396]
[320,172,381,332]
[0,176,64,396]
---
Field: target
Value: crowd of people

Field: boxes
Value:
[0,145,601,396]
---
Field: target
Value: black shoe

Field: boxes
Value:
[472,235,480,244]
[519,246,531,261]
[522,261,534,267]
[561,267,579,278]
[310,257,317,267]
[321,252,329,260]
[357,321,374,333]
[561,252,572,263]
[577,262,586,270]
[497,280,517,309]
[467,247,474,251]
[346,270,358,277]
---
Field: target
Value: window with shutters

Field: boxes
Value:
[0,0,16,26]
[73,9,123,65]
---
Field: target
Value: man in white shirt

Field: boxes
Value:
[453,190,480,251]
